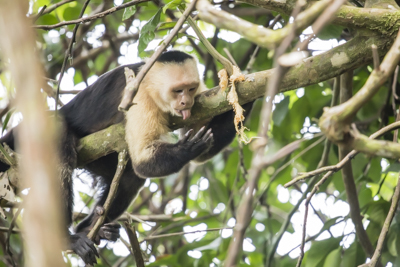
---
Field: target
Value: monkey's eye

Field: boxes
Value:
[174,90,183,93]
[189,88,196,92]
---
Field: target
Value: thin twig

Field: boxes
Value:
[118,0,198,110]
[245,15,281,74]
[295,170,334,267]
[286,120,400,187]
[142,227,231,241]
[55,0,91,113]
[5,207,22,267]
[87,150,128,240]
[238,141,248,180]
[35,0,150,30]
[267,78,339,266]
[223,48,238,67]
[0,144,16,167]
[338,71,375,261]
[261,135,325,194]
[295,0,348,51]
[33,0,75,17]
[223,0,306,265]
[32,5,47,22]
[286,218,345,255]
[358,172,400,267]
[372,44,380,71]
[319,29,400,150]
[392,66,400,141]
[185,15,233,75]
[150,214,216,236]
[393,66,399,100]
[123,223,145,267]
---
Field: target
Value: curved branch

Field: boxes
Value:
[319,29,400,158]
[77,34,392,165]
[197,0,332,49]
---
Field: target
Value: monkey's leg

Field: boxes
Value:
[58,127,100,266]
[76,163,146,243]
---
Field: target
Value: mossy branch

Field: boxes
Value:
[319,29,400,159]
[241,0,400,36]
[76,34,393,165]
[197,0,332,49]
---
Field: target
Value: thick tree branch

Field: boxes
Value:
[338,71,375,259]
[241,0,400,35]
[197,0,332,49]
[285,120,400,188]
[320,29,400,158]
[76,34,393,166]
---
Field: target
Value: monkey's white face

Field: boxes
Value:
[145,59,205,120]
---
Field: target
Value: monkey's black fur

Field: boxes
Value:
[0,51,253,265]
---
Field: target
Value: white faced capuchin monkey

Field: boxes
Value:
[0,51,253,265]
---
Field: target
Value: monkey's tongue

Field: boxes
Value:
[181,110,191,120]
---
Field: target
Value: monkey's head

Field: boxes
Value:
[143,51,206,120]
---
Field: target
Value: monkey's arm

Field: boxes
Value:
[195,101,254,162]
[133,127,213,178]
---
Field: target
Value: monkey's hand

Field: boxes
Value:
[179,126,214,157]
[69,232,99,265]
[93,223,121,244]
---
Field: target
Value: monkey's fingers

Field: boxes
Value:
[202,129,214,148]
[190,126,207,142]
[181,129,194,143]
[201,129,212,141]
[204,132,213,144]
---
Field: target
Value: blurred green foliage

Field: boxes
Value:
[0,0,400,266]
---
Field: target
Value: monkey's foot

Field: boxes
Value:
[69,232,99,265]
[95,222,121,244]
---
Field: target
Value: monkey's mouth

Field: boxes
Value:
[176,109,191,120]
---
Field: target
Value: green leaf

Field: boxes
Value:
[157,21,177,30]
[2,109,14,134]
[272,96,289,127]
[122,6,136,21]
[342,242,366,267]
[163,0,183,13]
[95,53,107,73]
[195,237,222,251]
[316,25,344,40]
[323,248,341,267]
[388,232,398,256]
[36,14,58,26]
[138,8,162,55]
[305,237,341,267]
[63,6,81,21]
[73,70,83,85]
[146,254,179,266]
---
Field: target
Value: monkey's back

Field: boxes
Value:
[60,62,145,138]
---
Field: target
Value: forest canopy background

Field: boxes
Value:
[1,0,400,266]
